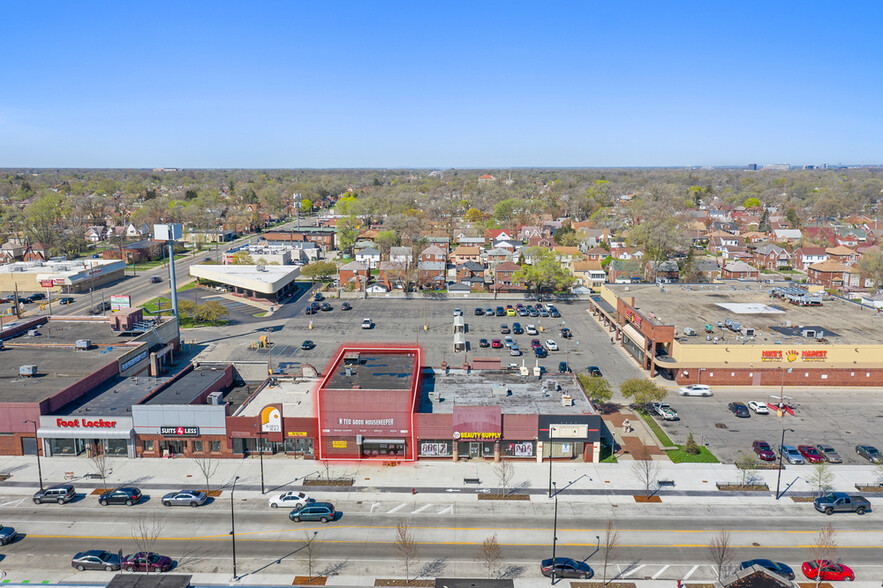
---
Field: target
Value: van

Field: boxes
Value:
[289,502,335,523]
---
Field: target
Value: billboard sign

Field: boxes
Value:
[110,295,131,310]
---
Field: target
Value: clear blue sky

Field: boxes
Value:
[2,1,881,168]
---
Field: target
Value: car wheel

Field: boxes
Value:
[163,500,172,507]
[856,507,866,515]
[76,564,85,571]
[99,499,107,506]
[57,497,65,504]
[33,498,41,504]
[125,499,133,506]
[320,516,329,523]
[292,516,301,522]
[825,507,834,515]
[190,501,198,507]
[270,503,278,508]
[844,577,853,582]
[105,565,115,572]
[580,573,588,579]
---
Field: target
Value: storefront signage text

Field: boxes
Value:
[160,426,199,437]
[623,307,643,328]
[762,349,827,362]
[332,440,347,448]
[420,442,449,456]
[56,418,117,429]
[287,431,308,437]
[453,432,501,440]
[761,350,782,362]
[338,418,394,426]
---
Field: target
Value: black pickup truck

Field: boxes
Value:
[813,492,871,515]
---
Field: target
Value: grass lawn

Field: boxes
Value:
[601,454,618,464]
[666,446,719,463]
[638,412,674,447]
[132,254,190,271]
[253,311,267,317]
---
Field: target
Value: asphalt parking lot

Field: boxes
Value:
[651,387,883,465]
[239,297,644,385]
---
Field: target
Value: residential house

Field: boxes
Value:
[825,245,859,266]
[456,261,485,287]
[85,226,107,243]
[450,246,481,266]
[607,259,643,283]
[802,225,838,246]
[125,222,150,239]
[526,235,555,248]
[645,260,679,284]
[484,247,513,268]
[0,242,25,262]
[707,232,740,253]
[517,225,543,241]
[612,247,643,261]
[574,226,609,247]
[493,261,521,286]
[741,231,768,243]
[417,260,446,288]
[494,240,519,253]
[807,260,851,289]
[772,229,802,244]
[791,246,827,271]
[456,236,485,247]
[710,220,739,234]
[389,246,412,267]
[23,243,49,262]
[584,247,608,262]
[478,174,496,183]
[377,261,407,288]
[693,258,721,281]
[102,239,163,263]
[719,244,750,262]
[338,261,369,290]
[484,229,513,242]
[570,260,607,289]
[355,247,381,270]
[752,244,792,270]
[721,261,759,280]
[553,246,584,269]
[419,245,447,264]
[426,236,451,252]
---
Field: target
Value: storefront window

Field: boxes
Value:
[502,440,535,457]
[418,440,452,457]
[48,438,83,456]
[143,440,154,452]
[361,442,405,458]
[622,334,645,364]
[192,440,204,453]
[104,439,128,456]
[232,438,245,454]
[210,441,221,453]
[482,442,495,457]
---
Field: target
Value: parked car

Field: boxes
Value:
[588,366,602,377]
[679,384,712,396]
[530,338,542,348]
[33,484,76,504]
[71,550,121,571]
[504,336,514,348]
[559,361,570,373]
[813,492,870,515]
[560,327,571,338]
[779,445,805,465]
[651,402,678,421]
[479,338,490,348]
[500,324,510,334]
[747,401,769,414]
[549,309,561,318]
[798,445,825,463]
[269,491,313,509]
[517,307,528,316]
[319,302,331,311]
[98,487,142,506]
[313,293,324,301]
[526,324,538,335]
[728,402,750,418]
[361,318,373,329]
[545,339,558,351]
[161,490,207,507]
[474,307,484,316]
[540,557,593,579]
[304,307,315,315]
[341,302,352,311]
[495,307,505,316]
[527,307,538,317]
[856,444,882,463]
[301,340,316,350]
[122,552,173,573]
[509,347,522,356]
[491,339,503,348]
[752,440,776,461]
[534,347,547,358]
[289,501,335,523]
[815,444,842,463]
[512,322,524,334]
[0,524,16,545]
[485,307,495,316]
[801,560,854,582]
[506,306,516,317]
[453,308,462,316]
[739,560,794,580]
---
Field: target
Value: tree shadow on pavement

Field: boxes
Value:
[417,558,448,579]
[320,559,350,576]
[499,564,526,578]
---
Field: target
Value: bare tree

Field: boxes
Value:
[630,449,660,496]
[810,523,838,588]
[90,451,109,492]
[131,514,165,572]
[707,530,735,582]
[807,462,834,497]
[600,519,619,585]
[494,460,514,496]
[735,453,758,486]
[193,456,219,493]
[476,533,503,579]
[302,531,319,580]
[395,520,419,581]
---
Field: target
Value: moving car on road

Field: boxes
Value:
[679,384,712,397]
[747,401,769,414]
[801,560,854,582]
[33,484,76,504]
[161,490,207,507]
[728,402,750,418]
[72,550,121,571]
[122,552,173,572]
[98,487,142,506]
[540,557,593,579]
[269,491,313,509]
[289,501,335,523]
[798,445,825,463]
[0,524,16,545]
[779,445,805,465]
[813,492,870,515]
[815,444,842,463]
[739,559,795,580]
[856,444,882,463]
[752,440,776,461]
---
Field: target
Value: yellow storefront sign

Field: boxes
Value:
[332,440,347,448]
[287,431,308,437]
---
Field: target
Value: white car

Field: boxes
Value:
[526,325,538,335]
[545,339,558,351]
[679,384,712,397]
[361,318,373,329]
[747,401,769,414]
[268,491,313,509]
[453,308,462,316]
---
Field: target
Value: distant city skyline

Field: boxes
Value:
[1,1,882,168]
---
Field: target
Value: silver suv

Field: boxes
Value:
[33,484,76,504]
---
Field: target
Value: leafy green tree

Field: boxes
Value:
[23,193,67,248]
[743,197,761,209]
[684,432,700,455]
[856,250,883,288]
[492,198,525,226]
[627,199,686,282]
[578,375,613,405]
[620,378,667,407]
[374,230,400,258]
[785,207,801,228]
[300,261,338,282]
[232,251,254,265]
[336,216,361,255]
[299,198,312,213]
[512,247,575,295]
[464,208,484,223]
[554,225,582,247]
[335,194,359,216]
[758,208,770,232]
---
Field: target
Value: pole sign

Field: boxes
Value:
[110,295,131,310]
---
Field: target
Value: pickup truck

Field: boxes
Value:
[813,492,871,515]
[651,402,679,421]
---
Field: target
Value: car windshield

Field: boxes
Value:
[758,443,770,450]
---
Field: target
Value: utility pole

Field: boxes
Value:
[230,475,240,579]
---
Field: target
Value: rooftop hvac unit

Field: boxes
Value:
[256,265,265,272]
[561,394,574,407]
[19,365,37,377]
[492,385,510,396]
[207,391,223,405]
[683,327,696,336]
[27,329,40,337]
[75,339,91,350]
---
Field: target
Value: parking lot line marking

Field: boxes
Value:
[386,503,407,513]
[620,565,644,578]
[437,505,454,515]
[0,499,25,508]
[412,504,433,514]
[683,565,699,580]
[652,565,670,579]
[370,503,380,513]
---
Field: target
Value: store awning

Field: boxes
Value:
[38,428,134,440]
[362,438,406,444]
[622,322,645,345]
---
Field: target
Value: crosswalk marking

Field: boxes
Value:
[652,565,669,579]
[386,503,407,513]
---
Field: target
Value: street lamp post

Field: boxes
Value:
[230,475,240,579]
[550,494,559,584]
[257,431,266,494]
[547,445,553,497]
[775,428,795,499]
[23,419,43,490]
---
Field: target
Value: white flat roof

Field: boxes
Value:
[189,264,300,294]
[0,259,126,285]
[235,377,317,418]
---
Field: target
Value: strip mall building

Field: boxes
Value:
[589,283,883,386]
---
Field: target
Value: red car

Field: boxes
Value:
[122,552,173,572]
[798,445,825,463]
[752,440,776,461]
[531,339,542,348]
[491,339,503,349]
[801,560,854,582]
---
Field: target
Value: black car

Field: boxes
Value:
[534,347,548,358]
[320,302,332,311]
[304,307,315,315]
[541,557,593,579]
[0,524,16,545]
[313,293,325,301]
[29,293,46,301]
[33,484,76,504]
[58,296,75,305]
[500,324,510,334]
[512,322,524,335]
[560,327,572,338]
[149,276,162,283]
[728,402,750,418]
[301,340,315,350]
[739,559,795,580]
[98,487,142,506]
[71,549,121,571]
[479,338,490,348]
[474,307,484,316]
[588,366,602,377]
[341,302,352,310]
[559,361,570,373]
[495,306,506,316]
[310,301,320,310]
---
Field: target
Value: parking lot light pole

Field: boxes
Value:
[257,431,266,494]
[548,446,553,497]
[230,475,240,579]
[23,419,43,490]
[775,428,795,499]
[550,493,558,584]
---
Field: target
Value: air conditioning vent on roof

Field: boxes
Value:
[19,365,37,377]
[207,391,223,405]
[75,339,91,350]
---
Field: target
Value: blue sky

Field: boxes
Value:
[1,1,881,168]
